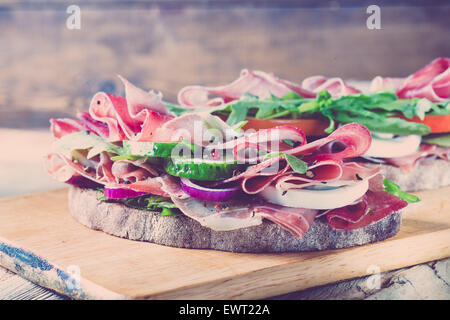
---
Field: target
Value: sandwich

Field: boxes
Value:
[45,76,418,253]
[177,58,450,192]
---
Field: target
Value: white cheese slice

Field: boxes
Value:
[259,180,369,210]
[365,134,421,158]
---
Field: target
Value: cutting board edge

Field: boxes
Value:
[132,229,450,300]
[0,236,129,300]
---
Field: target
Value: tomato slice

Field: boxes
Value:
[242,118,329,136]
[400,114,450,134]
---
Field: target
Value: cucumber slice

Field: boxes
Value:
[123,141,190,158]
[164,157,243,181]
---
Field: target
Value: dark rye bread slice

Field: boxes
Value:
[68,186,402,253]
[368,159,450,192]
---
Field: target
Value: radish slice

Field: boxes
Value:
[104,187,148,199]
[180,178,240,202]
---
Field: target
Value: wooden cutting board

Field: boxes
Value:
[0,187,449,300]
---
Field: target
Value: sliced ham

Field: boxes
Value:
[214,122,370,164]
[237,156,291,194]
[302,75,361,97]
[111,158,160,183]
[210,123,372,195]
[254,204,318,238]
[273,161,381,192]
[51,77,174,142]
[45,153,169,196]
[370,76,405,93]
[151,112,241,145]
[384,144,450,171]
[50,118,86,139]
[89,82,174,142]
[274,160,344,191]
[96,152,115,183]
[177,69,315,108]
[326,190,408,230]
[77,111,110,139]
[169,190,318,238]
[170,196,263,231]
[370,57,450,102]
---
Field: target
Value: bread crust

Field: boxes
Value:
[68,186,402,253]
[369,159,450,192]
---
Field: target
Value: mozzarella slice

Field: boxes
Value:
[260,180,369,210]
[365,134,421,158]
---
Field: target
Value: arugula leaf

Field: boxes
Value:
[316,91,432,135]
[264,152,308,174]
[284,154,308,174]
[332,111,430,135]
[164,102,192,117]
[383,179,420,203]
[226,101,250,126]
[281,92,303,100]
[96,188,182,216]
[159,207,181,216]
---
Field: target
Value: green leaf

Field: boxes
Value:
[263,152,308,174]
[159,207,182,216]
[281,91,303,100]
[284,154,308,174]
[383,179,420,203]
[145,195,178,209]
[232,120,248,132]
[333,111,431,136]
[226,101,250,126]
[317,90,333,107]
[164,102,192,117]
[316,92,434,135]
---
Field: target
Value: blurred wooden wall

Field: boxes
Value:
[0,0,449,128]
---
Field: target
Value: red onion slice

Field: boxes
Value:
[104,187,149,199]
[66,176,102,189]
[180,178,240,202]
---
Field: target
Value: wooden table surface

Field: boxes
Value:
[0,128,448,300]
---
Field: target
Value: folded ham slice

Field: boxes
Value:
[168,187,318,238]
[177,69,315,108]
[302,76,361,97]
[384,144,450,171]
[45,153,169,197]
[326,190,407,230]
[51,77,174,142]
[89,79,174,142]
[370,57,450,102]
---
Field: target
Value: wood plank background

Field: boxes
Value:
[0,1,449,128]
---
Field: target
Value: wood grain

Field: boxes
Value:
[0,2,449,128]
[0,186,448,299]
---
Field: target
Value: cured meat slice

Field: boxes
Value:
[177,69,315,108]
[384,144,450,171]
[45,153,169,196]
[326,190,408,230]
[370,57,450,102]
[302,76,361,97]
[169,192,318,238]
